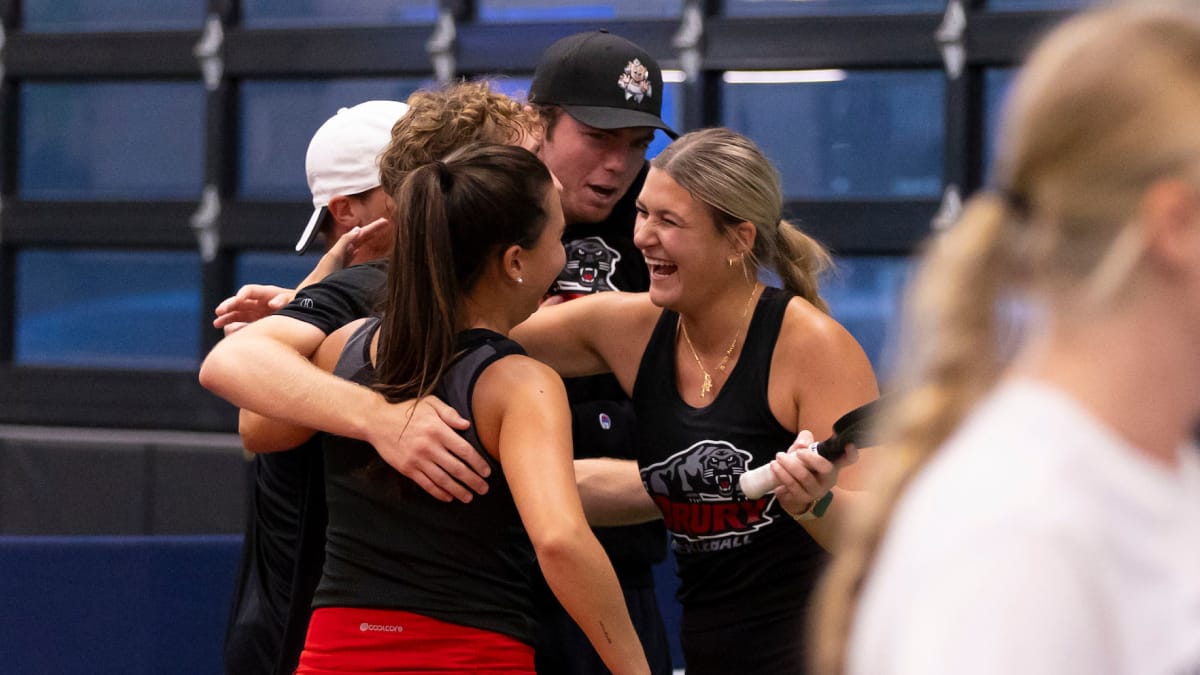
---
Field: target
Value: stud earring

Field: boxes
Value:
[517,277,524,284]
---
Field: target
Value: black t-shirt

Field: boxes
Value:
[544,164,667,580]
[548,164,650,301]
[317,321,539,645]
[224,438,325,675]
[274,259,387,333]
[224,259,386,675]
[632,287,827,674]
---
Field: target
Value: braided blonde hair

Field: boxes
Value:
[811,3,1200,672]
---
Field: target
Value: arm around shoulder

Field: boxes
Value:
[239,409,317,453]
[219,317,358,453]
[199,314,375,439]
[511,292,657,386]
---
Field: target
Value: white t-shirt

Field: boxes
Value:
[849,378,1200,675]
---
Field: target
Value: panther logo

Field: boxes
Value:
[553,237,621,295]
[642,440,775,542]
[617,59,653,103]
[644,441,751,501]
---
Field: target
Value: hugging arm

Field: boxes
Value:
[574,458,660,527]
[199,313,491,503]
[511,292,655,386]
[212,219,390,335]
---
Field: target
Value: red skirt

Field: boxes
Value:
[296,607,535,674]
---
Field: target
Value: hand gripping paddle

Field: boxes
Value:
[738,398,881,500]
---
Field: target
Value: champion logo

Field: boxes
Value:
[598,413,612,430]
[359,622,404,633]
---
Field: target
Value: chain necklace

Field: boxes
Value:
[679,283,759,398]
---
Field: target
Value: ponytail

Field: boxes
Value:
[373,142,552,405]
[810,192,1019,674]
[375,163,460,403]
[767,219,832,314]
[815,2,1200,669]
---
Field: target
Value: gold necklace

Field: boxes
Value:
[679,284,759,398]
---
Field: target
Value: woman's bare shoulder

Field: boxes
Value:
[775,296,878,399]
[780,296,864,359]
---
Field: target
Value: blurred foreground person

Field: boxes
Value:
[812,3,1200,674]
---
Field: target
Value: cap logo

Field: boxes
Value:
[618,58,653,103]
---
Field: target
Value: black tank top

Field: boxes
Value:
[314,320,538,645]
[632,286,828,672]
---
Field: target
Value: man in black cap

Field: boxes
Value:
[530,30,674,233]
[526,30,676,675]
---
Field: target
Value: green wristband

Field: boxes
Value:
[811,491,834,518]
[790,490,834,521]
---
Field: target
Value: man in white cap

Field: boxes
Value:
[222,100,407,675]
[215,101,403,333]
[292,100,406,257]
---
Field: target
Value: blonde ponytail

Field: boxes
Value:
[772,219,832,314]
[810,192,1018,674]
[812,4,1200,668]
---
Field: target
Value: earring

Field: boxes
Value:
[727,256,737,268]
[517,277,524,284]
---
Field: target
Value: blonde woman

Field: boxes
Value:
[811,3,1200,674]
[513,127,879,674]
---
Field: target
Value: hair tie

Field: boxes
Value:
[433,160,453,191]
[994,186,1030,218]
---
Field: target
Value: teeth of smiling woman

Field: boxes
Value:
[644,258,678,275]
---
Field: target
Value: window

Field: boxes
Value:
[987,0,1091,10]
[238,79,430,200]
[722,70,943,198]
[477,0,682,22]
[19,82,206,201]
[241,0,438,28]
[823,256,914,378]
[16,250,202,369]
[983,68,1017,177]
[235,252,325,290]
[724,0,940,17]
[22,0,205,32]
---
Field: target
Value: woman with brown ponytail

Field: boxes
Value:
[811,3,1200,674]
[513,127,879,674]
[290,143,649,675]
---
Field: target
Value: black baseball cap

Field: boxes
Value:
[530,30,677,138]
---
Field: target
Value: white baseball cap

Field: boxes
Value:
[295,100,410,254]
